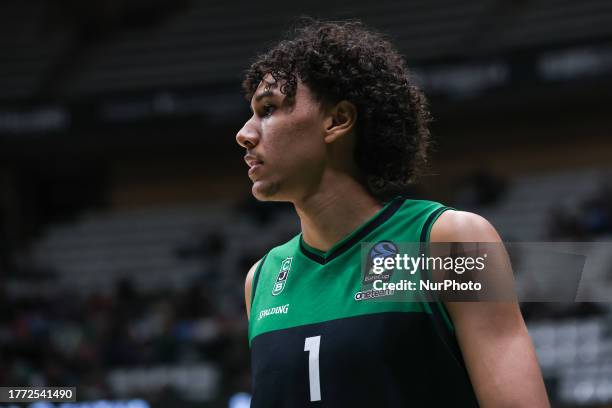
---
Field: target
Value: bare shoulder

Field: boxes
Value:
[245,259,262,321]
[429,211,549,406]
[429,210,511,317]
[430,209,502,242]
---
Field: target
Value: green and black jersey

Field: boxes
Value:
[248,197,478,407]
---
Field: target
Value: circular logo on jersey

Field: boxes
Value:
[369,241,398,262]
[363,241,398,284]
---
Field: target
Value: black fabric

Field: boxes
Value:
[251,312,479,407]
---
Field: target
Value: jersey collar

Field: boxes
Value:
[299,196,405,265]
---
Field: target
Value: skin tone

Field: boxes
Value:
[237,75,550,407]
[237,75,381,252]
[431,212,550,407]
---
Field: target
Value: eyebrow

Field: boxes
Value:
[250,89,276,113]
[255,90,274,102]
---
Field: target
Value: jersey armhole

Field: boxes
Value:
[250,254,268,308]
[420,205,472,371]
[420,206,455,332]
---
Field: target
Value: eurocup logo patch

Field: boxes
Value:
[362,241,398,284]
[272,257,293,296]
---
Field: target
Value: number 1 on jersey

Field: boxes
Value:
[304,335,322,402]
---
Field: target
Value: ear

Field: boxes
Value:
[323,100,357,144]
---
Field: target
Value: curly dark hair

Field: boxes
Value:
[242,19,432,202]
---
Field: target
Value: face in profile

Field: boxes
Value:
[236,75,329,202]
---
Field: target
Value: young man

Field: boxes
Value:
[236,20,549,407]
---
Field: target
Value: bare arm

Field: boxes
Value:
[245,260,261,321]
[431,210,550,407]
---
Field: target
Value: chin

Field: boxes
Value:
[251,180,283,202]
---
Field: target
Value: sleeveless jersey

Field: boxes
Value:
[248,197,479,407]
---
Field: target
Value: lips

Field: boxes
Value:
[244,155,264,177]
[248,163,262,176]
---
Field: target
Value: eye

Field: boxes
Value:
[261,104,276,118]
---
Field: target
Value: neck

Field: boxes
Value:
[294,175,382,252]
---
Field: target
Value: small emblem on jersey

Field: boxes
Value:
[354,288,394,301]
[272,257,293,296]
[362,240,398,285]
[258,304,290,320]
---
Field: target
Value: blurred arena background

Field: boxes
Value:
[1,0,612,407]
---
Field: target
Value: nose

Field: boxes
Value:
[236,117,260,149]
